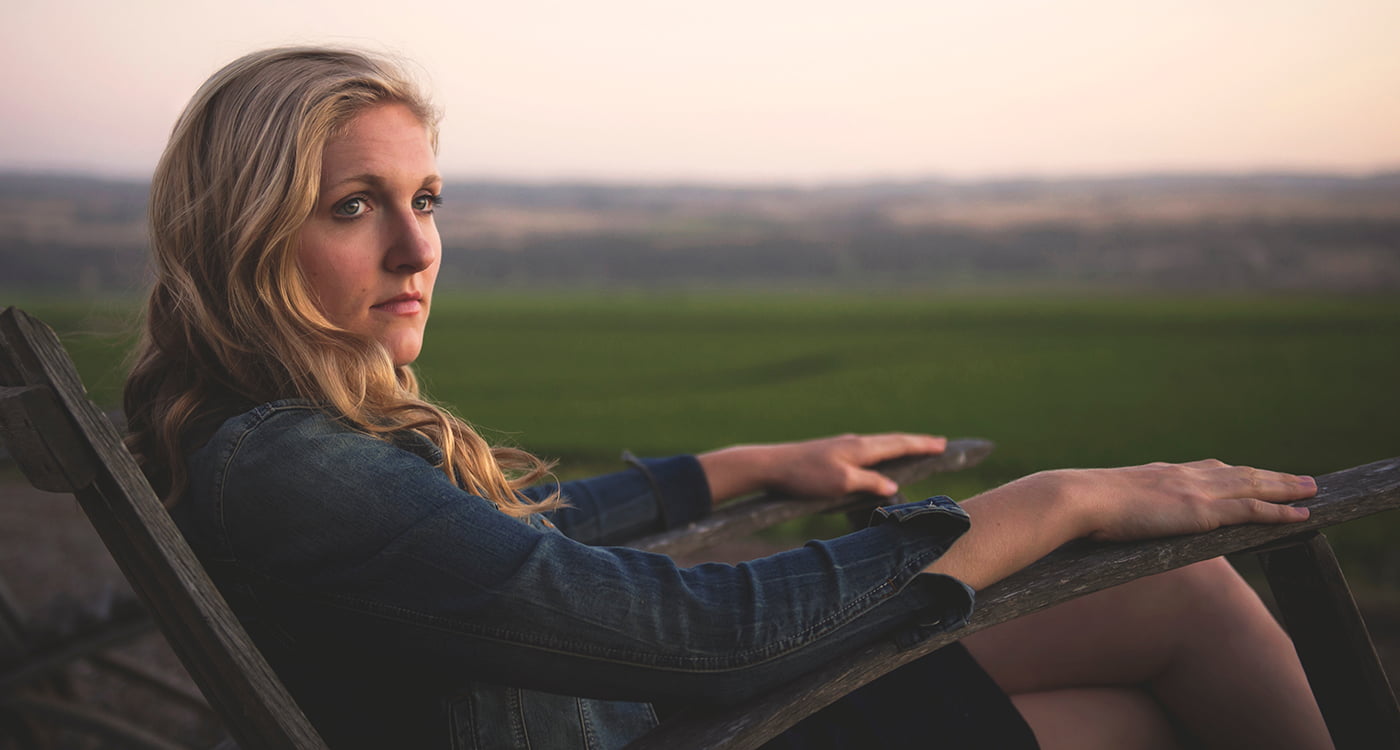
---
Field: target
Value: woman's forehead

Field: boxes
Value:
[320,103,438,188]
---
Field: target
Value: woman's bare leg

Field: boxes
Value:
[962,557,1333,750]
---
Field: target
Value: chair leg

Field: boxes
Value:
[1257,532,1400,750]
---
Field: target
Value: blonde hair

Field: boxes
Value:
[124,46,557,515]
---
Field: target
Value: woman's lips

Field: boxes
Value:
[372,294,423,315]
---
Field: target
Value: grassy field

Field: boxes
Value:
[6,291,1399,583]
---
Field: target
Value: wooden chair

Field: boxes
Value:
[2,305,1397,750]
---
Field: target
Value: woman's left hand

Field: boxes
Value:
[697,433,946,505]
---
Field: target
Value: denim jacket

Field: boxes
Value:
[173,400,976,749]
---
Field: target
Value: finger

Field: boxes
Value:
[852,433,947,463]
[1206,467,1317,501]
[846,468,900,497]
[1217,496,1311,525]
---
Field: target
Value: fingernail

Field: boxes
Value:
[1298,475,1316,487]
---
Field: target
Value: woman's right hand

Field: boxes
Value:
[1054,459,1315,543]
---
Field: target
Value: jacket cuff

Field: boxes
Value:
[633,455,712,529]
[868,495,970,532]
[890,572,976,649]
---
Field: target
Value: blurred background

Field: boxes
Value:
[1,1,1398,745]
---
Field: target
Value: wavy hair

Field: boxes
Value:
[124,46,557,515]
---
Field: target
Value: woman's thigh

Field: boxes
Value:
[961,557,1249,693]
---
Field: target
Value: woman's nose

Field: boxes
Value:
[384,211,438,273]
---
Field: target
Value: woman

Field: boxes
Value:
[124,47,1332,749]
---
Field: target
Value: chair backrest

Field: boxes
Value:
[0,307,328,750]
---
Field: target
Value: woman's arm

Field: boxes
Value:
[527,457,713,544]
[533,433,946,543]
[926,460,1316,590]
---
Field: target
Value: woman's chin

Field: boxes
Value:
[382,332,424,368]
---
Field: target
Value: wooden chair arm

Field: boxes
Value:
[627,456,1400,750]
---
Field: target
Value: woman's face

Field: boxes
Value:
[297,102,441,367]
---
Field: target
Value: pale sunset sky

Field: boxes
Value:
[2,0,1398,183]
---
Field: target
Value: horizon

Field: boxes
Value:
[4,165,1400,192]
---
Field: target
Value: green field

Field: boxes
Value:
[7,292,1400,584]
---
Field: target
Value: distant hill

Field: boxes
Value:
[2,171,1398,292]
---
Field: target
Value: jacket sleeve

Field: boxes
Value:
[519,456,712,545]
[204,406,976,706]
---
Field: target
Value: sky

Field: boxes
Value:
[2,0,1398,184]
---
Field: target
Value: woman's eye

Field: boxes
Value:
[333,197,367,218]
[413,193,444,213]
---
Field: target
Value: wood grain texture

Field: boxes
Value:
[631,439,995,557]
[626,456,1400,750]
[0,308,329,750]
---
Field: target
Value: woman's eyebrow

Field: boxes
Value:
[324,172,442,192]
[325,173,383,192]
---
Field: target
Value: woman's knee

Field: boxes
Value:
[1157,558,1261,616]
[1138,557,1290,657]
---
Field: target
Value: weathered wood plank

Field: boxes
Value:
[631,440,995,557]
[1261,534,1400,750]
[0,307,329,750]
[626,456,1400,750]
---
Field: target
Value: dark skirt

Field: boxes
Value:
[759,642,1039,749]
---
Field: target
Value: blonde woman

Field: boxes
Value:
[126,47,1333,750]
